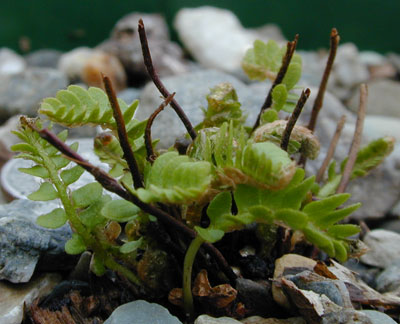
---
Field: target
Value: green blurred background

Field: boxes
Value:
[1,0,398,54]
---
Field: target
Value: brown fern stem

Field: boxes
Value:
[280,88,310,152]
[252,34,299,133]
[102,74,143,189]
[145,93,175,163]
[138,19,197,141]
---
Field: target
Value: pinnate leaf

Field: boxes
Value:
[101,199,140,222]
[65,233,86,255]
[36,208,67,229]
[120,237,143,254]
[28,182,59,201]
[72,183,103,208]
[135,152,213,204]
[60,165,85,185]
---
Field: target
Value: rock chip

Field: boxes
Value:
[99,12,188,81]
[194,315,241,324]
[58,47,126,91]
[117,87,141,105]
[330,43,369,100]
[272,254,316,309]
[137,69,267,148]
[25,49,62,69]
[241,317,306,324]
[235,278,275,317]
[348,79,400,118]
[375,259,400,293]
[0,68,68,121]
[0,199,72,283]
[359,310,397,324]
[363,115,400,141]
[360,230,400,268]
[174,6,260,73]
[0,115,22,152]
[104,299,182,324]
[0,48,26,75]
[0,273,61,324]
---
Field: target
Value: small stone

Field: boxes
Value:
[360,230,400,268]
[375,259,400,293]
[0,273,61,324]
[0,48,26,75]
[104,300,182,324]
[0,199,72,283]
[99,12,188,81]
[241,316,306,324]
[0,115,22,152]
[117,87,141,105]
[174,6,259,73]
[286,270,353,308]
[360,310,397,324]
[272,254,316,309]
[0,68,68,121]
[58,48,126,91]
[25,49,62,69]
[359,51,387,67]
[235,279,274,317]
[363,115,400,142]
[194,315,242,324]
[348,79,400,118]
[331,43,369,97]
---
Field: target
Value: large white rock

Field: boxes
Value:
[174,7,258,73]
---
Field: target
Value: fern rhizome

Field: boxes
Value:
[11,21,394,319]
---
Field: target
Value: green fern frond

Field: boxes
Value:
[132,151,214,204]
[318,137,395,197]
[346,136,395,179]
[39,85,140,134]
[233,169,360,261]
[197,83,245,129]
[241,40,302,114]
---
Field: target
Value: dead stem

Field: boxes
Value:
[138,19,197,141]
[31,126,237,283]
[316,115,346,182]
[145,93,175,163]
[336,84,367,193]
[280,88,310,151]
[300,29,340,169]
[252,34,299,132]
[102,74,143,189]
[307,28,340,132]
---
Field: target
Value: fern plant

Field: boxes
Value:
[10,20,395,320]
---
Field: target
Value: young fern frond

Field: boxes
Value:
[131,151,214,204]
[39,85,145,140]
[197,83,245,129]
[190,121,296,190]
[242,40,302,114]
[318,136,395,197]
